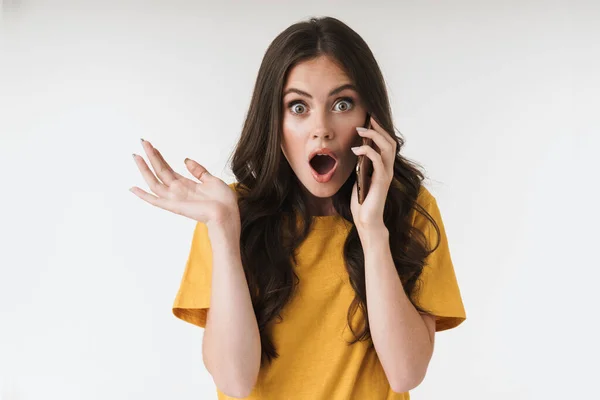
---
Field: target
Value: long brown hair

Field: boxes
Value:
[229,16,441,366]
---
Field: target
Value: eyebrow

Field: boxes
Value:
[283,83,357,99]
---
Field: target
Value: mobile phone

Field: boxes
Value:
[356,113,373,204]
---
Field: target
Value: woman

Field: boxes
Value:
[131,16,466,400]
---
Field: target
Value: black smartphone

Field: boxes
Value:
[356,112,373,204]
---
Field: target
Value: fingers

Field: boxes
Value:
[184,158,212,183]
[132,153,169,197]
[129,186,160,205]
[141,139,177,185]
[129,186,187,216]
[356,127,395,165]
[368,116,397,148]
[154,147,205,193]
[351,145,386,181]
[130,185,214,222]
[154,148,185,181]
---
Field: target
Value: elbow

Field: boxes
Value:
[390,370,427,394]
[215,373,258,399]
[389,344,433,393]
[212,362,260,399]
[203,334,261,398]
[220,383,255,399]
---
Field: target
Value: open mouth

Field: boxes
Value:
[309,153,338,183]
[310,154,337,175]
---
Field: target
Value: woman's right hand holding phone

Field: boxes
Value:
[130,139,240,232]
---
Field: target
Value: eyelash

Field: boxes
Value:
[287,97,355,115]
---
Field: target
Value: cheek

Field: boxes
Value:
[282,118,305,143]
[282,115,303,136]
[330,118,362,143]
[341,129,361,148]
[281,128,304,163]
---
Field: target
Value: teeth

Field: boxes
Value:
[310,152,336,162]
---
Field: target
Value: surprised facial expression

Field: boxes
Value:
[281,55,367,205]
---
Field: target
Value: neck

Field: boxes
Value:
[303,192,337,216]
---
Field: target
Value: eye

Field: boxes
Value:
[288,101,307,115]
[334,97,355,112]
[286,96,356,116]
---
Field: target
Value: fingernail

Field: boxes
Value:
[132,153,137,159]
[356,127,367,132]
[140,138,145,143]
[184,158,190,163]
[351,147,359,153]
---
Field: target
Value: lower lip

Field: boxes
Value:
[310,161,338,183]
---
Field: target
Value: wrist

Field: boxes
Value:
[357,223,389,247]
[207,220,241,249]
[207,207,241,233]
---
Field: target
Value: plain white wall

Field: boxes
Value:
[1,1,598,399]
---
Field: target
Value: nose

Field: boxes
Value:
[312,130,333,140]
[311,114,335,140]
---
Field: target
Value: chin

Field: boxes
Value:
[301,170,352,198]
[306,184,340,198]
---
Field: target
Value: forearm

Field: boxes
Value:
[361,226,433,393]
[203,224,261,398]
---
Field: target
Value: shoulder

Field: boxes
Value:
[226,181,250,197]
[410,184,441,232]
[416,184,435,208]
[226,181,244,200]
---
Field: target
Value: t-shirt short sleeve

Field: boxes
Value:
[410,186,467,332]
[172,220,213,328]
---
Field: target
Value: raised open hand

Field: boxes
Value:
[130,139,239,228]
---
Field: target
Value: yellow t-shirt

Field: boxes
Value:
[173,183,466,399]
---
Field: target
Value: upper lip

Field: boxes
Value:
[308,147,339,162]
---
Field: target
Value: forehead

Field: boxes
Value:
[284,56,351,89]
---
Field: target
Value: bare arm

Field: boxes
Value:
[130,141,260,396]
[203,222,262,398]
[362,226,436,393]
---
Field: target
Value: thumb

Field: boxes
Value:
[184,158,211,181]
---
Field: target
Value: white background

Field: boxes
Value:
[1,1,598,399]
